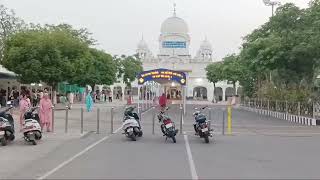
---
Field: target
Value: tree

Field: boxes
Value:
[0,4,25,61]
[114,55,143,87]
[221,55,243,91]
[2,25,90,89]
[71,48,117,89]
[206,62,222,100]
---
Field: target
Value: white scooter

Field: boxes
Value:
[23,107,42,145]
[122,106,142,141]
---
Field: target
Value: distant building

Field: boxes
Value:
[128,8,240,102]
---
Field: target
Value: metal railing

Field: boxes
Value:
[241,99,319,118]
[51,102,155,134]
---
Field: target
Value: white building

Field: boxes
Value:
[129,9,240,102]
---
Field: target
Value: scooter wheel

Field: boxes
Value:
[130,135,136,141]
[32,140,37,145]
[204,134,210,144]
[139,131,143,137]
[172,136,176,143]
[9,134,15,141]
[1,138,7,146]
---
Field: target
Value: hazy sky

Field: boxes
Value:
[1,0,309,60]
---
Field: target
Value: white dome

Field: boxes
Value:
[137,39,148,49]
[160,16,188,34]
[200,39,212,50]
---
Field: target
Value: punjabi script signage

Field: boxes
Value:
[137,68,186,85]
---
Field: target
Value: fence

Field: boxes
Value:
[241,99,320,126]
[51,101,155,134]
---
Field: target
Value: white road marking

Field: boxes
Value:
[184,133,198,180]
[141,107,154,114]
[37,127,122,180]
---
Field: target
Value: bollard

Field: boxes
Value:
[222,109,225,135]
[65,107,69,133]
[139,107,142,122]
[267,100,270,116]
[227,105,232,135]
[96,108,100,134]
[152,107,156,135]
[81,107,84,134]
[52,106,55,133]
[180,106,183,135]
[298,102,301,116]
[313,102,316,119]
[110,107,114,134]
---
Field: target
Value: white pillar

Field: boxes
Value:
[137,85,141,113]
[183,86,186,114]
[222,87,226,101]
[122,85,125,101]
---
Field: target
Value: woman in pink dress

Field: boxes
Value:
[39,93,53,132]
[19,94,31,131]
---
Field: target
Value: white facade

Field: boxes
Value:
[132,10,240,102]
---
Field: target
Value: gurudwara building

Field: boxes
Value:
[125,9,240,102]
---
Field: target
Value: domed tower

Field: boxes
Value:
[158,5,190,62]
[195,38,213,62]
[136,37,153,62]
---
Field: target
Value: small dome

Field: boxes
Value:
[200,39,212,50]
[137,39,148,49]
[160,16,188,34]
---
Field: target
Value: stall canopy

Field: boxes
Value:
[58,83,84,94]
[137,68,186,86]
[0,65,16,79]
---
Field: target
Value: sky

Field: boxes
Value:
[1,0,310,60]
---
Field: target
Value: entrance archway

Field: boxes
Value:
[137,68,187,113]
[193,86,207,100]
[225,87,235,100]
[214,87,223,101]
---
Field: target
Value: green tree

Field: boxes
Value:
[114,55,143,87]
[2,25,90,89]
[71,48,117,89]
[206,62,222,95]
[221,55,243,91]
[0,4,25,61]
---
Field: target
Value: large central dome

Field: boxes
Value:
[160,15,189,34]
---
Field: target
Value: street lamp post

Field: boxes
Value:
[263,0,281,17]
[263,0,280,83]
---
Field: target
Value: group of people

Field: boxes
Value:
[18,91,53,132]
[92,90,113,103]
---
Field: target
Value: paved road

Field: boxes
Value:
[3,104,320,179]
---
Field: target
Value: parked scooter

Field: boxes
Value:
[0,101,15,146]
[122,106,143,141]
[157,107,178,143]
[193,106,213,143]
[23,106,42,145]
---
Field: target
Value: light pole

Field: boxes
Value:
[263,0,280,83]
[263,0,281,17]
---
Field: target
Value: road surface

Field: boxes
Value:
[2,104,320,179]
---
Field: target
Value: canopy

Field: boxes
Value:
[0,65,16,79]
[137,68,186,85]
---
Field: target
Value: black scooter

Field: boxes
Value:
[0,101,15,146]
[157,107,178,143]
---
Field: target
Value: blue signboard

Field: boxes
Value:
[162,41,186,48]
[137,68,186,85]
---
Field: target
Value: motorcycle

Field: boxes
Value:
[0,101,15,146]
[122,106,143,141]
[23,107,42,145]
[157,107,178,143]
[193,106,213,143]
